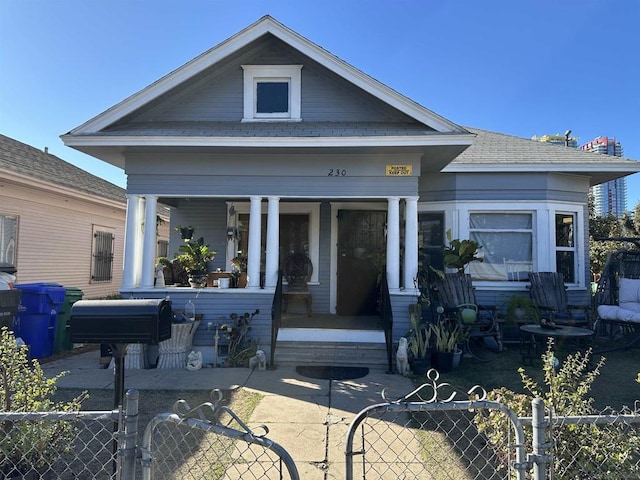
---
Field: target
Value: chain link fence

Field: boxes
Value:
[0,409,119,479]
[345,370,640,480]
[526,405,640,479]
[1,377,638,479]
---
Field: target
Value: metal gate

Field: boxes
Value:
[140,389,299,480]
[344,369,640,480]
[345,370,528,480]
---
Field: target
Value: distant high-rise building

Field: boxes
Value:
[580,136,626,217]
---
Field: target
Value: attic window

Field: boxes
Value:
[242,65,302,121]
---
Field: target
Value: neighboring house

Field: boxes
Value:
[61,16,640,364]
[1,133,128,298]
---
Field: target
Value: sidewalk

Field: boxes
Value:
[42,348,417,479]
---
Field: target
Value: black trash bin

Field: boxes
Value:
[0,262,20,329]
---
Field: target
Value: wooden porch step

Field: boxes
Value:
[274,340,389,367]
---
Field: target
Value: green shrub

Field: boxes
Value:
[474,339,640,478]
[0,327,87,474]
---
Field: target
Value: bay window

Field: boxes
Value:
[423,202,585,286]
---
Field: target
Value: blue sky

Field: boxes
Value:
[2,0,639,204]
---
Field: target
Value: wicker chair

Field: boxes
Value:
[594,249,640,350]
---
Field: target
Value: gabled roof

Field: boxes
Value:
[0,134,125,203]
[65,15,468,136]
[446,128,640,185]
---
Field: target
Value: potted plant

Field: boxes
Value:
[219,309,260,366]
[503,294,540,343]
[406,303,432,375]
[443,229,483,273]
[0,327,87,478]
[506,295,539,324]
[174,233,216,288]
[176,225,194,240]
[230,255,248,288]
[430,321,466,373]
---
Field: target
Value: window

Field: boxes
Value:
[418,212,444,271]
[468,212,534,282]
[555,213,576,283]
[237,213,310,268]
[91,226,114,282]
[157,240,169,259]
[0,214,17,266]
[445,202,585,286]
[256,82,289,114]
[228,202,320,283]
[242,65,302,121]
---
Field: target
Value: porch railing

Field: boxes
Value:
[270,269,283,368]
[380,274,393,373]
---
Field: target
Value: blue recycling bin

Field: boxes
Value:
[14,283,66,359]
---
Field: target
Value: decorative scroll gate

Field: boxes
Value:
[343,372,640,480]
[344,388,528,480]
[140,389,299,480]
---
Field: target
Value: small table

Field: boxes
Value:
[519,324,594,365]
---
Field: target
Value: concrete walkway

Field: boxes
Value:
[42,349,418,479]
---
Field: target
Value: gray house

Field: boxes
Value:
[61,16,640,366]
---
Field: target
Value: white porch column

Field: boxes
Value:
[386,196,400,290]
[140,195,158,288]
[404,197,419,292]
[247,196,262,289]
[122,195,142,289]
[265,196,280,288]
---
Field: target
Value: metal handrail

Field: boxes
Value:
[270,269,283,368]
[379,274,393,373]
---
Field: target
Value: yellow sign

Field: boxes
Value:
[386,165,413,176]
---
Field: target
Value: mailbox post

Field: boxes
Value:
[69,298,172,408]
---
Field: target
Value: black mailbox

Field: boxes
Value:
[70,298,172,344]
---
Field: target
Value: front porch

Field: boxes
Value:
[121,286,415,369]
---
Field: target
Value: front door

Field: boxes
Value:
[337,210,386,315]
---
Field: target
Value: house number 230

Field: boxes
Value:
[328,169,347,176]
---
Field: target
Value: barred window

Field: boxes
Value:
[92,227,114,282]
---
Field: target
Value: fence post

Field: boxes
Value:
[531,397,548,480]
[120,389,140,480]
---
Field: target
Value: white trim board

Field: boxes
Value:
[277,328,385,343]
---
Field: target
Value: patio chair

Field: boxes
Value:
[527,272,591,327]
[433,272,503,360]
[282,253,313,316]
[594,249,640,351]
